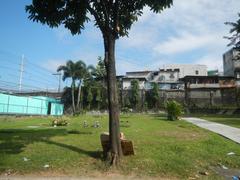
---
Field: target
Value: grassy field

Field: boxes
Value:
[0,114,240,179]
[196,114,240,128]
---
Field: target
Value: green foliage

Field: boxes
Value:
[95,89,102,109]
[166,100,183,121]
[124,96,131,108]
[87,88,93,110]
[151,83,159,108]
[121,107,131,114]
[225,13,240,47]
[130,80,140,109]
[57,60,95,113]
[94,57,106,82]
[26,0,173,38]
[145,83,159,109]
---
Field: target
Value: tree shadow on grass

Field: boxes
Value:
[0,128,102,160]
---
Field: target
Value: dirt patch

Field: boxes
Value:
[0,168,179,180]
[212,166,240,180]
[0,172,179,180]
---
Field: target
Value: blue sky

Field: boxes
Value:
[0,0,240,91]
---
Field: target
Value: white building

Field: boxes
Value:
[122,71,153,90]
[121,64,208,90]
[162,64,208,78]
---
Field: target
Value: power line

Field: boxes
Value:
[1,70,59,87]
[0,80,53,92]
[0,65,20,72]
[0,50,66,92]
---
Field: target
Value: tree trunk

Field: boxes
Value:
[76,79,82,112]
[103,33,122,165]
[71,80,76,114]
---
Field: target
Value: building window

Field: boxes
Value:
[159,75,165,81]
[195,70,199,75]
[170,73,175,79]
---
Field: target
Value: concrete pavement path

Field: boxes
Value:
[183,117,240,144]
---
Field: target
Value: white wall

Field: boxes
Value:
[122,79,146,90]
[163,64,207,78]
[155,71,179,83]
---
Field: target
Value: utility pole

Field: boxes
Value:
[52,73,61,92]
[19,54,24,92]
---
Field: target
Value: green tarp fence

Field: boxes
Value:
[0,93,63,116]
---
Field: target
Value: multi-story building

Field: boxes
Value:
[148,69,183,90]
[121,64,208,90]
[223,48,240,80]
[122,71,153,90]
[162,64,208,78]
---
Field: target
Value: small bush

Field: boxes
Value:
[166,100,183,121]
[121,107,132,114]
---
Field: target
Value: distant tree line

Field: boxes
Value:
[58,57,164,114]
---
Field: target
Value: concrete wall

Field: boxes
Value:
[120,88,239,109]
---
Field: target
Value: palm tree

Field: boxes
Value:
[57,60,95,113]
[57,60,79,113]
[75,61,95,111]
[225,13,240,47]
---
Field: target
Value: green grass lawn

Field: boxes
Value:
[0,114,240,179]
[196,114,240,128]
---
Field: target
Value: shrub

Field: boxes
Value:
[166,100,183,121]
[121,107,132,114]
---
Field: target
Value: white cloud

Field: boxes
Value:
[194,54,223,71]
[117,0,240,72]
[48,0,240,74]
[153,32,220,55]
[116,58,145,75]
[41,59,66,72]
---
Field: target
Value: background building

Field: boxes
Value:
[122,71,153,90]
[162,64,208,78]
[122,64,208,90]
[148,69,183,90]
[223,48,240,79]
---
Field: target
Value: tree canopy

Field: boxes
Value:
[26,0,172,38]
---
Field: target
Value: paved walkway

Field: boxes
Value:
[183,117,240,144]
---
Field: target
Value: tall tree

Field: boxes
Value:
[225,13,240,47]
[57,60,80,113]
[95,88,102,110]
[26,0,173,165]
[94,56,107,84]
[130,80,140,110]
[87,87,93,110]
[76,62,95,112]
[57,60,94,113]
[151,83,159,109]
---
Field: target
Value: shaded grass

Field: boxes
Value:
[0,114,240,179]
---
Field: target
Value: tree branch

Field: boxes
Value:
[86,1,105,33]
